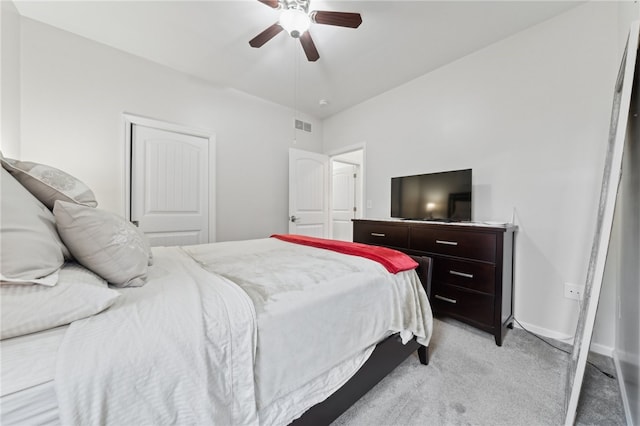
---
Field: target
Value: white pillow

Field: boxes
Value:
[0,168,67,285]
[53,201,149,288]
[0,154,97,210]
[1,262,120,340]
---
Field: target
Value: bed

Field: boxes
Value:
[0,155,433,425]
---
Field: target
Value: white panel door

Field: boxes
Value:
[132,125,209,247]
[288,148,329,237]
[331,162,357,241]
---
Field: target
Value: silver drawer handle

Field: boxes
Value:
[370,232,386,237]
[449,270,474,279]
[436,240,458,246]
[435,295,457,304]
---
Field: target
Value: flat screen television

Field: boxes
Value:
[391,169,472,221]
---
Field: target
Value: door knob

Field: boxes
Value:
[290,215,298,223]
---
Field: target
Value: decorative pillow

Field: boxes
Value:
[53,201,149,288]
[1,262,120,339]
[0,168,67,285]
[0,153,97,210]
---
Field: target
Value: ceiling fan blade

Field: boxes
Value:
[249,23,284,48]
[310,11,362,28]
[257,0,280,9]
[299,32,319,62]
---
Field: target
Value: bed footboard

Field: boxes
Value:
[291,335,428,425]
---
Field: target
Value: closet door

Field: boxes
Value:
[131,124,209,247]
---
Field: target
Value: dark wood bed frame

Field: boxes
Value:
[291,256,432,425]
[292,336,429,425]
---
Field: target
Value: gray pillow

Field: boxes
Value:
[0,168,67,285]
[1,154,97,210]
[53,201,149,288]
[1,262,120,339]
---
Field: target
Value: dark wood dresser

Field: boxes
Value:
[353,219,516,345]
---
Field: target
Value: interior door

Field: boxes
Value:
[131,124,209,246]
[288,148,329,237]
[331,161,357,241]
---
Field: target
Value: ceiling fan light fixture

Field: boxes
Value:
[279,8,310,38]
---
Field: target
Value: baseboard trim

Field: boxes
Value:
[513,319,574,342]
[613,350,634,426]
[513,319,613,356]
[589,342,614,357]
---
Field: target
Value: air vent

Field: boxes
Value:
[294,119,312,132]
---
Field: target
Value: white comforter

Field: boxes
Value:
[56,238,432,426]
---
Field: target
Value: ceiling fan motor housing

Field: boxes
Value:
[280,0,310,13]
[279,0,311,38]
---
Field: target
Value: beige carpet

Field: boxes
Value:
[332,318,625,426]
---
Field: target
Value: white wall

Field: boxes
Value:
[323,2,621,346]
[1,0,21,158]
[18,18,323,242]
[618,2,640,47]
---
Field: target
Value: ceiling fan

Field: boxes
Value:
[249,0,362,62]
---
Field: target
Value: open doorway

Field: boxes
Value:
[330,148,364,241]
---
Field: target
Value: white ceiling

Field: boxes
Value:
[14,0,582,119]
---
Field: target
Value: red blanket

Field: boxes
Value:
[271,234,418,274]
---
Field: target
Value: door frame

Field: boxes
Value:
[123,113,217,242]
[327,143,366,239]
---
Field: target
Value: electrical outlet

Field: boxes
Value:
[564,283,584,301]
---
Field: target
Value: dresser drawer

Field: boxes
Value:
[409,227,497,262]
[433,257,495,294]
[353,223,409,248]
[431,283,494,327]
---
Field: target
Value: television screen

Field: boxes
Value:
[391,169,472,221]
